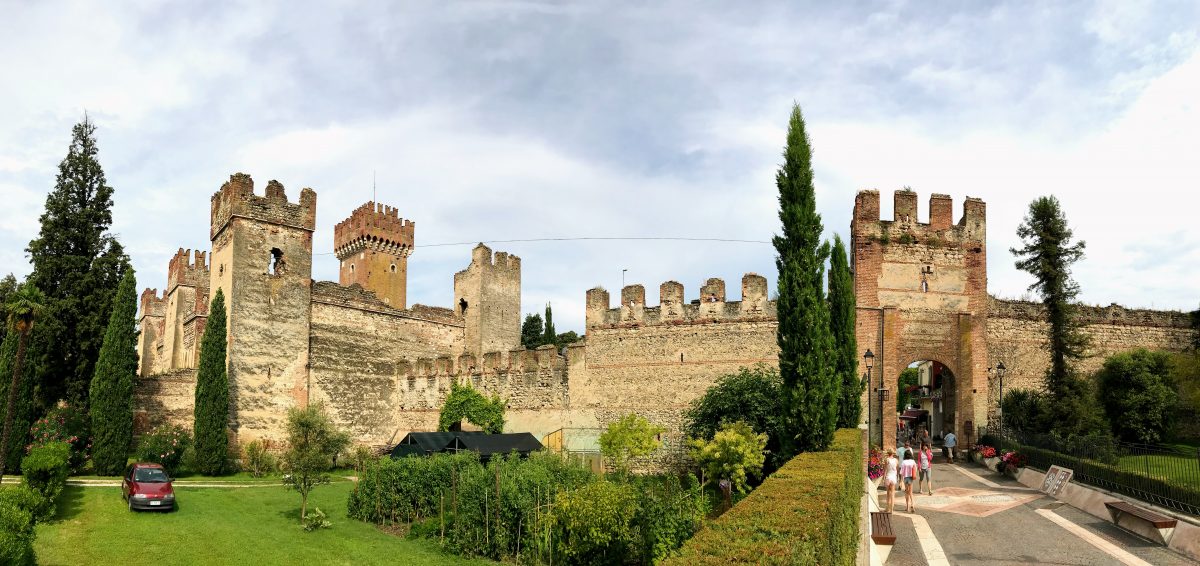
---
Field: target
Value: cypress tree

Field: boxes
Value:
[829,235,861,428]
[520,313,543,349]
[542,303,557,348]
[773,104,836,454]
[0,274,16,347]
[26,116,130,408]
[89,268,139,475]
[193,289,229,475]
[0,284,46,481]
[1011,196,1102,436]
[0,332,35,472]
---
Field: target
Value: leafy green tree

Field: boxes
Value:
[689,421,767,494]
[1096,349,1177,444]
[193,289,230,475]
[683,366,786,473]
[281,402,349,521]
[1001,389,1050,435]
[88,269,139,475]
[896,368,919,412]
[0,284,46,480]
[599,413,664,476]
[26,117,130,408]
[520,313,543,349]
[1011,196,1104,436]
[437,382,505,433]
[556,330,580,347]
[828,235,861,428]
[773,103,835,455]
[542,303,557,348]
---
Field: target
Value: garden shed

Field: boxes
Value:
[389,431,543,461]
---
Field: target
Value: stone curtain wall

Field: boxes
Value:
[577,274,779,468]
[985,297,1193,426]
[133,368,198,436]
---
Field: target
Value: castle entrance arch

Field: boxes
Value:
[900,360,956,443]
[852,190,990,450]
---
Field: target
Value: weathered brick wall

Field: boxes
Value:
[309,281,464,443]
[133,368,197,435]
[985,297,1193,425]
[334,202,415,308]
[577,274,780,467]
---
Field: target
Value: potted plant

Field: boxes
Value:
[867,448,885,491]
[998,450,1026,478]
[974,444,998,469]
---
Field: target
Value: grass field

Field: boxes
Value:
[1116,446,1200,488]
[33,482,491,566]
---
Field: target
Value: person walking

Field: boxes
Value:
[897,441,910,463]
[918,441,934,495]
[944,430,957,463]
[884,449,899,513]
[900,451,918,512]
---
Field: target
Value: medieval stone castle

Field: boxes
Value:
[134,174,1194,458]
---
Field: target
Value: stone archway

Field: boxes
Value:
[900,359,957,443]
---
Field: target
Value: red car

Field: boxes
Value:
[122,463,176,511]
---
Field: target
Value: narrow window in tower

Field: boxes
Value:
[390,263,397,273]
[269,248,286,276]
[350,264,355,274]
[459,298,469,316]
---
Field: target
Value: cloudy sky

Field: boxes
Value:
[1,1,1197,332]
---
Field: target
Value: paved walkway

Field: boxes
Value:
[876,460,1198,565]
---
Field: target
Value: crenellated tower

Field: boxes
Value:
[137,289,166,376]
[453,244,521,357]
[161,248,211,370]
[333,202,415,308]
[209,173,317,443]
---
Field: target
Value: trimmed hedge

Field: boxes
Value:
[0,496,35,566]
[665,428,863,565]
[21,442,70,509]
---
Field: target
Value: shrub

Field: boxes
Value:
[21,442,70,506]
[348,452,481,524]
[978,434,999,448]
[0,485,50,524]
[282,403,350,522]
[0,498,35,566]
[1002,389,1050,435]
[27,401,90,473]
[548,480,639,565]
[1096,349,1177,444]
[630,474,709,564]
[437,382,505,433]
[350,445,375,475]
[689,421,767,494]
[242,439,277,477]
[134,424,190,475]
[600,413,664,476]
[683,366,787,474]
[302,507,332,532]
[665,428,863,565]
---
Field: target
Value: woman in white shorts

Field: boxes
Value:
[884,448,899,513]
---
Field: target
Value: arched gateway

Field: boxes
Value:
[852,190,989,450]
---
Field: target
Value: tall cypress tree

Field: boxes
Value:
[89,268,139,475]
[773,104,835,454]
[0,274,16,347]
[26,116,130,408]
[1011,196,1102,436]
[193,289,229,475]
[829,235,861,429]
[542,303,557,348]
[0,332,35,472]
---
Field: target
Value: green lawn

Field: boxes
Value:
[34,482,491,566]
[1117,451,1200,487]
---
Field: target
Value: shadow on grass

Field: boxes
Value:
[50,485,87,522]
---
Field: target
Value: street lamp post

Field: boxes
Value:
[864,349,875,446]
[996,361,1007,446]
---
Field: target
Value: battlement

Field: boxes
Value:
[397,344,566,379]
[586,273,775,329]
[989,296,1193,329]
[139,288,166,319]
[463,243,521,273]
[167,248,210,292]
[853,189,985,242]
[333,201,415,260]
[210,173,317,240]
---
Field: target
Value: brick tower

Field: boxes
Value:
[209,173,317,444]
[333,202,415,308]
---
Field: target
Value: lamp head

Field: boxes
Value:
[863,349,875,369]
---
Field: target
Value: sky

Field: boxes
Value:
[1,1,1198,333]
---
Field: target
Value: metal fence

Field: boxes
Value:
[994,430,1200,516]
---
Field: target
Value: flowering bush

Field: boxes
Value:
[867,448,885,481]
[27,401,90,473]
[998,450,1027,474]
[974,445,997,458]
[134,425,192,475]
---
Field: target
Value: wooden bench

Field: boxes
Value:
[1104,500,1177,545]
[870,512,895,564]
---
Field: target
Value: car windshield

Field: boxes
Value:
[134,468,169,483]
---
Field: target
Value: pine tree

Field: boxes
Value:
[1011,196,1102,436]
[89,269,139,475]
[193,289,229,475]
[521,313,543,349]
[829,235,861,428]
[26,116,130,408]
[773,104,835,455]
[542,303,557,348]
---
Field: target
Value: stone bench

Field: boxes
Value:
[1105,500,1177,545]
[870,511,895,563]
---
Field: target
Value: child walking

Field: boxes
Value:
[900,451,918,512]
